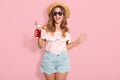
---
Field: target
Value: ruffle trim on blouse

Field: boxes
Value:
[41,29,71,42]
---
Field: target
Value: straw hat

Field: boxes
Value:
[47,2,70,18]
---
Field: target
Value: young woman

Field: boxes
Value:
[35,2,87,80]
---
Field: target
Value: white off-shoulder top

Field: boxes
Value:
[41,29,71,54]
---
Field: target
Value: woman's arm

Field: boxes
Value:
[37,38,46,49]
[66,33,87,49]
[66,39,80,49]
[37,24,47,49]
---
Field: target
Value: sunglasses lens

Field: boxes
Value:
[53,12,57,16]
[58,12,63,16]
[53,12,63,16]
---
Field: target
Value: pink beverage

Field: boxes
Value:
[35,24,41,38]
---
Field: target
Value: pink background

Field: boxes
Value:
[0,0,120,80]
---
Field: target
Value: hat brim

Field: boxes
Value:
[47,2,70,18]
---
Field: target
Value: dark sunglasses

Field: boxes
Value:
[52,11,64,16]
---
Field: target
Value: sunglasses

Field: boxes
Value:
[52,11,64,16]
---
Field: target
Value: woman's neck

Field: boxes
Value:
[55,23,61,31]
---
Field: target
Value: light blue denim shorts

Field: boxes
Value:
[40,51,70,74]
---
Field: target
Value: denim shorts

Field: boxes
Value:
[40,51,70,74]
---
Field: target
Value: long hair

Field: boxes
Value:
[46,5,69,37]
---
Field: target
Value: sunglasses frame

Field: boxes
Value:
[52,11,64,16]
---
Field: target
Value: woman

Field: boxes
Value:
[35,2,86,80]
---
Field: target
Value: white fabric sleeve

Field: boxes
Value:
[66,32,72,43]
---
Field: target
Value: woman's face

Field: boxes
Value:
[53,7,64,24]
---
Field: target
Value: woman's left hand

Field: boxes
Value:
[77,33,87,44]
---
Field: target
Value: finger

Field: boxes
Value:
[82,33,87,37]
[35,30,38,33]
[82,32,86,34]
[81,32,86,36]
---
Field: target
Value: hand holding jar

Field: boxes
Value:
[34,21,41,38]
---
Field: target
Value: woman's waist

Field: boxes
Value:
[45,48,67,54]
